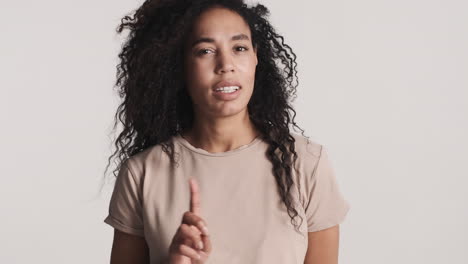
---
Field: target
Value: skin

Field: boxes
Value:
[304,225,341,264]
[109,6,341,264]
[109,229,149,264]
[168,178,212,263]
[181,6,259,153]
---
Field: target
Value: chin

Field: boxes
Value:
[212,105,248,118]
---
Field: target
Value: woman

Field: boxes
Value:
[103,0,350,263]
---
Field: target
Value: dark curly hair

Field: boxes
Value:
[102,0,310,233]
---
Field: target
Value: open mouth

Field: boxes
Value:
[213,86,241,93]
[211,86,242,100]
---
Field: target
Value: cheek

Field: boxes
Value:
[242,63,257,86]
[239,57,257,75]
[185,62,212,90]
[191,60,213,76]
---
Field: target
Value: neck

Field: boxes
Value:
[181,109,260,153]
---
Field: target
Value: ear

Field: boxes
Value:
[254,46,258,66]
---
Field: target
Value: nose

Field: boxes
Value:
[216,51,235,74]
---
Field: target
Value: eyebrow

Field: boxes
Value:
[190,33,250,48]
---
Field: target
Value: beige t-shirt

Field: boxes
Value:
[104,132,350,263]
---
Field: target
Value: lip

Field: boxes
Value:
[212,80,242,91]
[212,86,241,101]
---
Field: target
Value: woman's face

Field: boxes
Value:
[183,7,258,119]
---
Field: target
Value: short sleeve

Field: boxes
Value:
[103,159,145,237]
[304,145,350,232]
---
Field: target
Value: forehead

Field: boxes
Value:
[187,7,251,41]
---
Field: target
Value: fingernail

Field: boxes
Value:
[200,251,206,257]
[198,241,204,250]
[199,221,209,235]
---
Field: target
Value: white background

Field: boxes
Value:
[1,0,467,263]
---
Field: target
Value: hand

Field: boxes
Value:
[168,178,212,263]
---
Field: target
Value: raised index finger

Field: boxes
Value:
[189,177,201,215]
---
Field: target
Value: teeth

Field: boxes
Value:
[215,86,240,92]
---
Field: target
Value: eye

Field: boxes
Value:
[235,46,248,52]
[197,48,214,55]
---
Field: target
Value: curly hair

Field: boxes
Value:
[103,0,310,233]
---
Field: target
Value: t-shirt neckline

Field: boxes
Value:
[174,133,263,157]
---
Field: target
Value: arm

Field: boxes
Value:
[109,229,150,264]
[304,224,340,264]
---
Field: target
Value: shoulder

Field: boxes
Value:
[289,132,329,181]
[124,138,175,178]
[290,131,323,159]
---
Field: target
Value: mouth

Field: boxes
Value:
[212,80,242,93]
[212,86,241,93]
[211,82,242,101]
